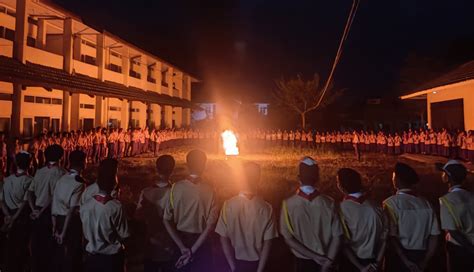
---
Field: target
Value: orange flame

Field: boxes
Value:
[221,130,239,156]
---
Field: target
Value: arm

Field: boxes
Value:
[257,239,272,272]
[343,246,365,270]
[283,236,329,265]
[163,219,186,252]
[28,191,38,215]
[389,237,420,272]
[56,206,78,244]
[418,235,438,271]
[448,230,474,254]
[220,236,236,272]
[190,220,215,254]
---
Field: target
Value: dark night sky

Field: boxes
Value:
[55,0,474,102]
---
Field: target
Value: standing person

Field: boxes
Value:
[280,157,342,272]
[216,162,278,272]
[1,151,32,272]
[92,128,101,164]
[150,129,159,157]
[124,129,132,158]
[352,131,361,161]
[336,168,388,272]
[107,129,118,159]
[51,150,87,272]
[135,155,178,272]
[28,144,66,272]
[383,162,440,272]
[437,160,474,272]
[81,159,129,272]
[117,129,125,159]
[163,150,218,272]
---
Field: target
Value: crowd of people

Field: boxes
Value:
[1,127,473,177]
[0,141,473,272]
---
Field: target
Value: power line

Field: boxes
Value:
[316,0,360,108]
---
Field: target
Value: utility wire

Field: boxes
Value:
[316,0,360,108]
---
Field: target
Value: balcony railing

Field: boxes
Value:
[129,70,141,79]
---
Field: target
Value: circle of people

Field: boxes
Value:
[1,127,474,177]
[1,143,473,272]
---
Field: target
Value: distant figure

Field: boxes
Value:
[437,160,474,272]
[383,162,440,272]
[216,162,278,272]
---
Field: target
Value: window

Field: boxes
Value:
[80,104,94,109]
[107,63,122,73]
[5,8,15,17]
[0,93,11,101]
[110,51,121,58]
[35,97,51,104]
[0,118,10,133]
[130,108,140,113]
[147,76,156,83]
[24,95,34,103]
[109,106,121,111]
[27,36,36,47]
[130,119,139,128]
[5,28,14,41]
[52,98,62,105]
[129,70,141,79]
[80,54,97,66]
[23,118,33,138]
[81,39,96,49]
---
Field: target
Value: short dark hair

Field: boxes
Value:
[186,149,207,174]
[244,161,261,191]
[299,157,319,185]
[394,162,419,187]
[69,150,86,169]
[97,159,119,192]
[444,164,467,184]
[15,152,31,170]
[44,144,64,162]
[156,155,175,177]
[337,168,362,194]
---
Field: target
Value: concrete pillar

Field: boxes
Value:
[36,18,47,49]
[73,35,81,61]
[121,99,129,129]
[70,93,80,130]
[167,67,174,96]
[95,96,104,127]
[122,48,130,86]
[11,0,28,137]
[146,103,151,127]
[151,104,161,129]
[426,94,431,129]
[163,105,173,128]
[97,34,105,81]
[61,18,74,131]
[174,107,182,128]
[155,62,163,93]
[183,108,191,127]
[140,56,147,88]
[175,71,183,98]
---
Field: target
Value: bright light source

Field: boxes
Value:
[432,91,437,94]
[221,130,239,156]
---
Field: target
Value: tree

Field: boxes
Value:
[274,74,341,129]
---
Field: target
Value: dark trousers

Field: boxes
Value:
[144,259,176,272]
[235,260,259,272]
[295,257,322,272]
[31,207,54,272]
[85,251,125,272]
[447,242,474,272]
[51,214,83,272]
[5,208,31,272]
[177,232,213,272]
[340,256,376,272]
[385,247,426,272]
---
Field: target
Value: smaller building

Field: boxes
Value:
[401,61,474,131]
[193,101,269,123]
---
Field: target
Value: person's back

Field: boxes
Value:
[81,196,128,255]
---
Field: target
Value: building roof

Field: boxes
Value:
[0,56,195,108]
[403,60,474,98]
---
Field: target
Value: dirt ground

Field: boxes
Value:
[83,144,474,272]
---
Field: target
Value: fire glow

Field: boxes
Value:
[221,130,239,156]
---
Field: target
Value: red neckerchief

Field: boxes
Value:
[47,162,58,169]
[93,194,113,205]
[297,190,320,201]
[344,194,367,204]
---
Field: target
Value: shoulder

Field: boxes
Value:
[316,194,336,206]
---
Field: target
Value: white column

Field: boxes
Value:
[36,18,47,49]
[61,18,74,131]
[426,94,431,129]
[163,106,172,128]
[167,67,174,96]
[121,99,129,129]
[155,62,163,93]
[151,104,161,129]
[140,56,147,89]
[174,107,182,128]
